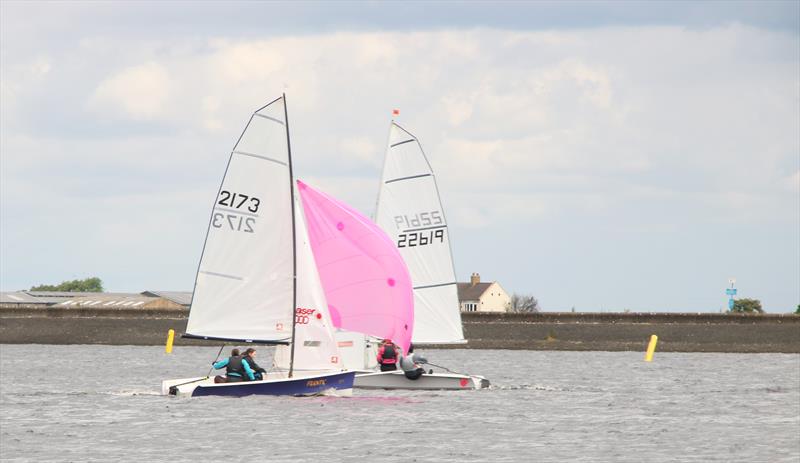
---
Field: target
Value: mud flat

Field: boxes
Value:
[0,307,797,352]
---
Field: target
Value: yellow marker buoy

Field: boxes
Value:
[645,334,658,362]
[165,329,175,354]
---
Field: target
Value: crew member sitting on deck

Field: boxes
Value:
[377,339,400,372]
[241,348,266,380]
[399,342,428,379]
[212,348,256,383]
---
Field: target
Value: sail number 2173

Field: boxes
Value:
[212,190,261,233]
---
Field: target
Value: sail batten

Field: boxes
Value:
[232,150,288,165]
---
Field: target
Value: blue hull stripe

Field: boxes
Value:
[191,371,355,397]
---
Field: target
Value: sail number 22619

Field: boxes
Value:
[398,229,444,248]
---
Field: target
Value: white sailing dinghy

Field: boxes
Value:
[369,120,490,389]
[162,95,354,397]
[298,180,487,390]
[299,122,488,390]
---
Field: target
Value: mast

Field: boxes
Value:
[373,119,396,220]
[284,93,298,378]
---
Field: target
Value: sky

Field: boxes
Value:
[1,1,798,312]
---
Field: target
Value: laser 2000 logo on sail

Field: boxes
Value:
[394,211,446,248]
[295,307,319,325]
[212,190,261,233]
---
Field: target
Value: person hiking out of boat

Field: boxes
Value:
[212,348,256,383]
[407,343,434,374]
[377,339,400,372]
[399,343,428,380]
[241,348,267,381]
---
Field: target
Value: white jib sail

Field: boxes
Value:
[273,194,344,372]
[185,97,295,343]
[375,122,466,344]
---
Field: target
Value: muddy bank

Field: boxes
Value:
[1,307,797,352]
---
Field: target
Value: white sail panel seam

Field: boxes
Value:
[385,173,432,184]
[253,113,285,125]
[401,224,447,233]
[213,205,260,217]
[232,151,288,166]
[199,270,243,280]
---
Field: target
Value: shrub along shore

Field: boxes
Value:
[0,307,797,353]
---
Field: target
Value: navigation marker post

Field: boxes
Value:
[165,329,175,354]
[726,278,737,312]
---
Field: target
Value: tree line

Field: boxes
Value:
[29,277,104,292]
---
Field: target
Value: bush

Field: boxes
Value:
[730,298,763,314]
[30,277,104,292]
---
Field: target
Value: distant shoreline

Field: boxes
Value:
[1,307,797,353]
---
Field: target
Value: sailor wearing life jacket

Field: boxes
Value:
[212,348,256,383]
[399,352,428,380]
[377,339,400,372]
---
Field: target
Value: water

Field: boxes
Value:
[1,345,798,462]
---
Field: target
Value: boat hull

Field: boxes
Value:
[162,371,355,397]
[353,370,490,390]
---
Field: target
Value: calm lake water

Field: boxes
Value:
[1,345,798,462]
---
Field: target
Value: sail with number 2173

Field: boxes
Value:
[162,95,354,397]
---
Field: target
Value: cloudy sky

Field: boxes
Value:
[1,1,798,312]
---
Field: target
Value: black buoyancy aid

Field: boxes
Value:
[226,355,245,377]
[381,344,397,363]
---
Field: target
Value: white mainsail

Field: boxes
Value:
[375,122,466,344]
[185,96,343,377]
[186,96,294,343]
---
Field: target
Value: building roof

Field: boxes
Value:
[141,291,192,306]
[457,282,493,301]
[0,291,44,304]
[22,291,140,304]
[57,294,184,309]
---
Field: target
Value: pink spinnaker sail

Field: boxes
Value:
[297,180,414,353]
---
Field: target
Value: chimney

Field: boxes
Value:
[470,273,480,287]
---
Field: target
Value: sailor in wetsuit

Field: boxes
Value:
[377,339,400,372]
[212,348,256,383]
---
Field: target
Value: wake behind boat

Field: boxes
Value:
[161,95,354,397]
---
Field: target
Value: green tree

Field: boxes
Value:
[730,298,763,314]
[30,277,104,292]
[795,304,799,315]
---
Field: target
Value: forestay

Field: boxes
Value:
[298,180,414,353]
[375,122,466,344]
[185,97,294,343]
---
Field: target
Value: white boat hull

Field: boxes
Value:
[353,370,490,390]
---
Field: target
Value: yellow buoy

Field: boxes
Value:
[165,329,175,354]
[645,334,658,362]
